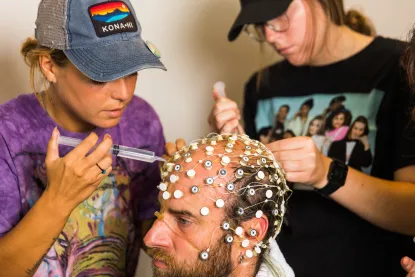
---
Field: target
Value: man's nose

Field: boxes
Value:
[144,218,173,250]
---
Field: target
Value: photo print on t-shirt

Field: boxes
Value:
[255,90,385,174]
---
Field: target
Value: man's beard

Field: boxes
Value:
[146,239,233,277]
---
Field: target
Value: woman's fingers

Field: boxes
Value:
[280,160,315,173]
[165,142,177,157]
[402,257,415,273]
[216,111,240,132]
[266,137,329,186]
[212,99,239,117]
[46,127,60,164]
[84,134,113,167]
[209,97,241,133]
[94,154,113,176]
[65,133,100,160]
[273,148,314,162]
[164,139,187,159]
[220,119,241,134]
[176,139,186,151]
[236,124,245,134]
[268,137,311,152]
[216,109,240,123]
[95,166,112,183]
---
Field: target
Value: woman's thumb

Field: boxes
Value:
[46,127,60,163]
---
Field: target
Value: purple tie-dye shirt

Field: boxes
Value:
[0,94,165,277]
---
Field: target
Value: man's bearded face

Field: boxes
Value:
[147,236,233,277]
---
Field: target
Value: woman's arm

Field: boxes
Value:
[328,159,415,235]
[0,192,70,276]
[270,137,415,236]
[0,129,113,276]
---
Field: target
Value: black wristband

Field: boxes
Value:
[316,159,349,197]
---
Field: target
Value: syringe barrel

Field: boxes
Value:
[112,144,156,162]
[58,135,158,163]
[58,136,82,148]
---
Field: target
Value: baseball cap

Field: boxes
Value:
[228,0,291,41]
[35,0,166,82]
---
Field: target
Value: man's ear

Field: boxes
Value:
[39,55,58,84]
[240,215,269,244]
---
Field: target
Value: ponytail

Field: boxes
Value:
[344,9,376,36]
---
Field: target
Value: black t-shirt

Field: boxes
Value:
[243,37,415,277]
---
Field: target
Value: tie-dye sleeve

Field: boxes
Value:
[130,109,165,228]
[0,134,21,237]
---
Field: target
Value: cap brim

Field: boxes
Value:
[64,37,166,82]
[228,0,291,41]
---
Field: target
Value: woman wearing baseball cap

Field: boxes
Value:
[209,0,415,276]
[0,0,166,276]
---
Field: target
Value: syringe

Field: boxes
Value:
[58,135,166,163]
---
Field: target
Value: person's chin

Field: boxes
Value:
[287,57,306,66]
[153,266,172,277]
[96,118,122,129]
[286,53,309,66]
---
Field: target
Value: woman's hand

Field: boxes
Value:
[402,257,415,277]
[43,128,113,215]
[163,138,187,161]
[208,90,244,134]
[268,136,331,188]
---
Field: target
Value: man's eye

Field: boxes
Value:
[177,217,191,227]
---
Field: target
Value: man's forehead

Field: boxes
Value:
[158,203,224,235]
[159,178,230,218]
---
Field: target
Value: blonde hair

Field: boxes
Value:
[21,37,69,92]
[319,1,375,36]
[344,9,376,36]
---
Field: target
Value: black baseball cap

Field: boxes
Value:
[228,0,291,41]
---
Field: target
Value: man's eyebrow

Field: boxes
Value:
[168,208,197,219]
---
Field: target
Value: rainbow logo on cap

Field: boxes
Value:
[90,1,131,23]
